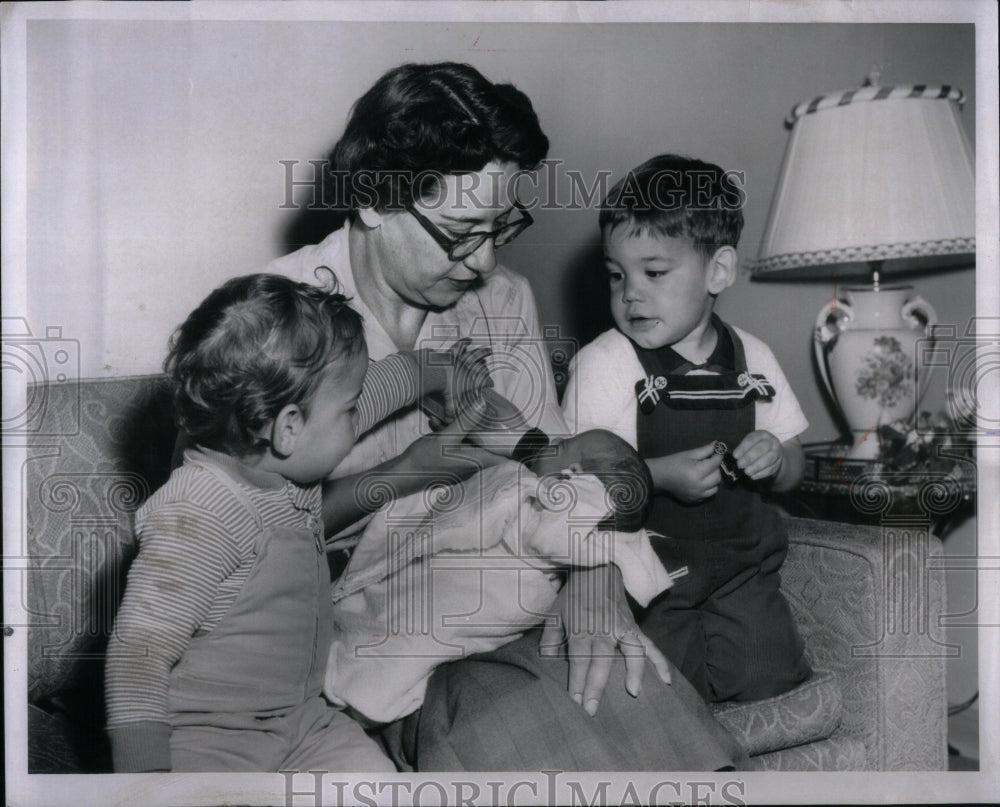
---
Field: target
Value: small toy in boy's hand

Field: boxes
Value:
[713,441,741,484]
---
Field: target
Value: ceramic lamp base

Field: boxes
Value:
[814,284,937,464]
[845,430,881,460]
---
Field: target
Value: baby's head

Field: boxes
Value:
[165,273,367,482]
[528,429,653,532]
[599,153,745,350]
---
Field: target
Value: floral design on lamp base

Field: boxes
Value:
[815,285,937,460]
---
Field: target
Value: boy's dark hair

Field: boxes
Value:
[165,274,365,457]
[576,430,654,532]
[599,153,745,259]
[329,61,549,213]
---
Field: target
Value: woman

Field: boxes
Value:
[266,61,742,772]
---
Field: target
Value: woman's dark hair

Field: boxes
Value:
[599,153,746,260]
[328,62,549,212]
[164,273,365,457]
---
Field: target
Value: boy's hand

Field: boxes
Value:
[398,421,506,478]
[648,443,724,503]
[734,433,805,492]
[419,339,493,429]
[732,430,783,481]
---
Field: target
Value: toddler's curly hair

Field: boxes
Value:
[165,273,365,456]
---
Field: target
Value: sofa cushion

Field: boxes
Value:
[26,376,176,703]
[28,703,112,773]
[749,735,868,771]
[710,669,842,756]
[780,517,949,771]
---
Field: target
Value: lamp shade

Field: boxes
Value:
[751,82,975,280]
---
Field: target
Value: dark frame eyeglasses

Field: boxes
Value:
[406,202,533,261]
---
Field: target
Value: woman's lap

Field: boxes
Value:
[397,628,745,772]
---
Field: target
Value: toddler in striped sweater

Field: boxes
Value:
[105,273,490,772]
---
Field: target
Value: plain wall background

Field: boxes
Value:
[25,21,977,440]
[22,19,980,707]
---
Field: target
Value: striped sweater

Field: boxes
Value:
[104,353,418,768]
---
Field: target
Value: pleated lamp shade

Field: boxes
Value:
[751,81,975,280]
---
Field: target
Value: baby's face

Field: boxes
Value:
[527,432,609,477]
[527,430,649,531]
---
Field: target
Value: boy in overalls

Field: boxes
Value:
[563,154,812,702]
[105,274,489,771]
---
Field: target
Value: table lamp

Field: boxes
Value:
[751,74,975,459]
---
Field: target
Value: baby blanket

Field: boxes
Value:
[326,461,672,723]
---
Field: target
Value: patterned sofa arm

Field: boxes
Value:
[25,376,177,771]
[779,515,948,771]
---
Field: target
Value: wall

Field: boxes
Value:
[20,19,980,708]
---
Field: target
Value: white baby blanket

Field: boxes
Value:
[326,461,672,723]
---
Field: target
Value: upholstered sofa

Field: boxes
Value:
[23,375,948,772]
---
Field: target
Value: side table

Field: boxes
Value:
[768,442,976,539]
[767,442,978,756]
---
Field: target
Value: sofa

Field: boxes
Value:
[22,375,948,772]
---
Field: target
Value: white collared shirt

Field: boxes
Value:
[262,222,567,543]
[563,326,808,449]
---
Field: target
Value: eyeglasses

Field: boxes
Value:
[406,202,533,261]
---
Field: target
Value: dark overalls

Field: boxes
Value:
[632,317,811,703]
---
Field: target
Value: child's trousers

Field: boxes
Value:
[638,499,811,702]
[170,696,393,772]
[630,323,811,702]
[165,456,393,772]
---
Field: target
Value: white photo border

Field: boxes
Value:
[3,1,997,805]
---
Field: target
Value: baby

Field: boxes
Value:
[325,427,673,725]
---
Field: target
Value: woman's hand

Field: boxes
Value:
[456,388,537,459]
[419,339,493,429]
[539,565,671,715]
[457,388,528,434]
